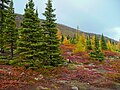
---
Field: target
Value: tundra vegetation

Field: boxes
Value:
[0,0,120,89]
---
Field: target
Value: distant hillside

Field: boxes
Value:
[15,14,117,43]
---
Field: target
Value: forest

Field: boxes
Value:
[0,0,120,90]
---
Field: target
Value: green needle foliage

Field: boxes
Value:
[17,0,43,68]
[0,0,10,53]
[4,0,17,58]
[0,0,10,9]
[89,35,104,61]
[42,0,64,66]
[61,35,64,43]
[101,34,107,50]
[86,35,92,50]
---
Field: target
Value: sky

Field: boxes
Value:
[13,0,120,41]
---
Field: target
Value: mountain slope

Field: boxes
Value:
[15,14,117,43]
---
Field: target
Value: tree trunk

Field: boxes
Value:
[11,42,13,58]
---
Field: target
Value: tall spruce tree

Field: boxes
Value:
[17,0,43,67]
[101,34,107,50]
[94,35,99,51]
[86,35,92,50]
[4,0,16,58]
[42,0,63,66]
[0,0,10,53]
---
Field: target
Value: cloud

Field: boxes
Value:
[105,27,120,41]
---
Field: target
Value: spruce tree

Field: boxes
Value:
[0,0,10,9]
[89,35,104,61]
[101,34,107,50]
[0,0,10,53]
[94,35,99,51]
[86,35,92,50]
[4,0,17,58]
[42,0,63,66]
[61,35,64,43]
[17,0,43,67]
[70,37,75,44]
[67,35,70,40]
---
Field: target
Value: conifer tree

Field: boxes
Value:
[61,35,64,43]
[101,34,107,50]
[17,0,43,67]
[91,35,95,50]
[72,34,76,44]
[89,35,104,61]
[0,0,10,9]
[86,35,92,50]
[0,0,10,53]
[4,0,16,58]
[67,35,70,40]
[94,35,99,50]
[42,0,63,66]
[70,37,75,44]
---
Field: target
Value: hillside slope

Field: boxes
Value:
[15,14,117,43]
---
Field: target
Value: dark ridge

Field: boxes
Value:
[15,13,118,43]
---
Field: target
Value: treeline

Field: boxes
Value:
[0,0,64,68]
[57,30,120,61]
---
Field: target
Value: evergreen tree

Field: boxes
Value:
[86,35,92,50]
[89,35,104,61]
[4,0,17,58]
[42,0,63,66]
[61,35,64,43]
[72,34,76,44]
[91,35,95,50]
[70,37,75,44]
[94,35,99,51]
[67,35,70,40]
[17,0,43,67]
[101,34,107,50]
[0,0,10,53]
[0,0,10,9]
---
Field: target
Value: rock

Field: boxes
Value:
[20,72,25,75]
[39,74,43,79]
[34,74,43,81]
[71,86,79,90]
[34,78,39,81]
[88,63,95,67]
[57,80,68,83]
[84,68,89,70]
[36,86,49,90]
[63,62,68,66]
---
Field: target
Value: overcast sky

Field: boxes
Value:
[13,0,120,41]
